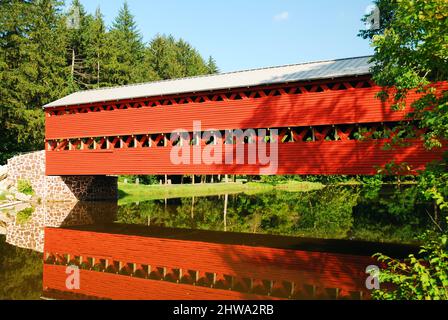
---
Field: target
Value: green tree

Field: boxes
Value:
[145,34,183,80]
[176,38,209,76]
[206,56,219,74]
[82,7,109,88]
[361,0,448,149]
[105,1,146,85]
[144,34,214,80]
[360,0,448,300]
[0,0,68,164]
[361,0,448,205]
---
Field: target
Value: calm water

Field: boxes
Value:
[0,185,441,300]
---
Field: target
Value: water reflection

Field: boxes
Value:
[117,186,437,244]
[5,201,117,252]
[0,236,42,300]
[43,225,382,300]
[0,185,435,300]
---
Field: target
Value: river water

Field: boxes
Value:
[0,185,441,300]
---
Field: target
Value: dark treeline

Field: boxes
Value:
[0,0,219,164]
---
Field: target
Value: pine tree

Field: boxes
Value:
[176,38,209,76]
[145,35,183,80]
[206,56,219,74]
[0,0,67,163]
[106,1,145,85]
[65,0,91,90]
[144,34,213,80]
[82,7,108,88]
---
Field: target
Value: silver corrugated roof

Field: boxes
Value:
[44,56,373,108]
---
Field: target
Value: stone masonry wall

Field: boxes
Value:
[6,201,117,252]
[7,151,117,201]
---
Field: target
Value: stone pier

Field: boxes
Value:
[6,201,117,252]
[6,151,117,202]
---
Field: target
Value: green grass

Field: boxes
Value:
[274,181,325,192]
[118,181,324,204]
[0,192,6,201]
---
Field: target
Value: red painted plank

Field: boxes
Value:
[45,86,416,140]
[43,265,275,300]
[45,139,446,176]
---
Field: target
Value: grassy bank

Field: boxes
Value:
[118,181,324,205]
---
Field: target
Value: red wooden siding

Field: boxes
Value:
[46,86,412,140]
[45,139,446,176]
[44,78,448,176]
[43,265,278,300]
[43,228,373,300]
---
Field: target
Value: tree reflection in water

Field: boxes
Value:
[117,185,439,244]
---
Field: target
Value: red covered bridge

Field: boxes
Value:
[44,56,447,176]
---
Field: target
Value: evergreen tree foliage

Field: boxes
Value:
[206,56,219,74]
[0,0,218,164]
[106,1,145,85]
[0,0,68,163]
[82,7,108,88]
[144,34,216,80]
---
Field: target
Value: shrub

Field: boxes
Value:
[17,179,34,196]
[372,224,448,300]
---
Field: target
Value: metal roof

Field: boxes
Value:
[44,56,373,108]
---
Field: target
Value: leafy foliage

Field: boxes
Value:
[360,0,448,300]
[361,0,448,149]
[372,227,448,300]
[0,0,68,163]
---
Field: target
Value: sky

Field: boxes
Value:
[74,0,375,73]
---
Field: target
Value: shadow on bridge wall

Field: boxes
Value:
[60,176,118,201]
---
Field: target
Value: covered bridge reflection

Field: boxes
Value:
[42,224,415,300]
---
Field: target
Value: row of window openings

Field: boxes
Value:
[47,81,374,116]
[47,124,411,151]
[44,253,355,299]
